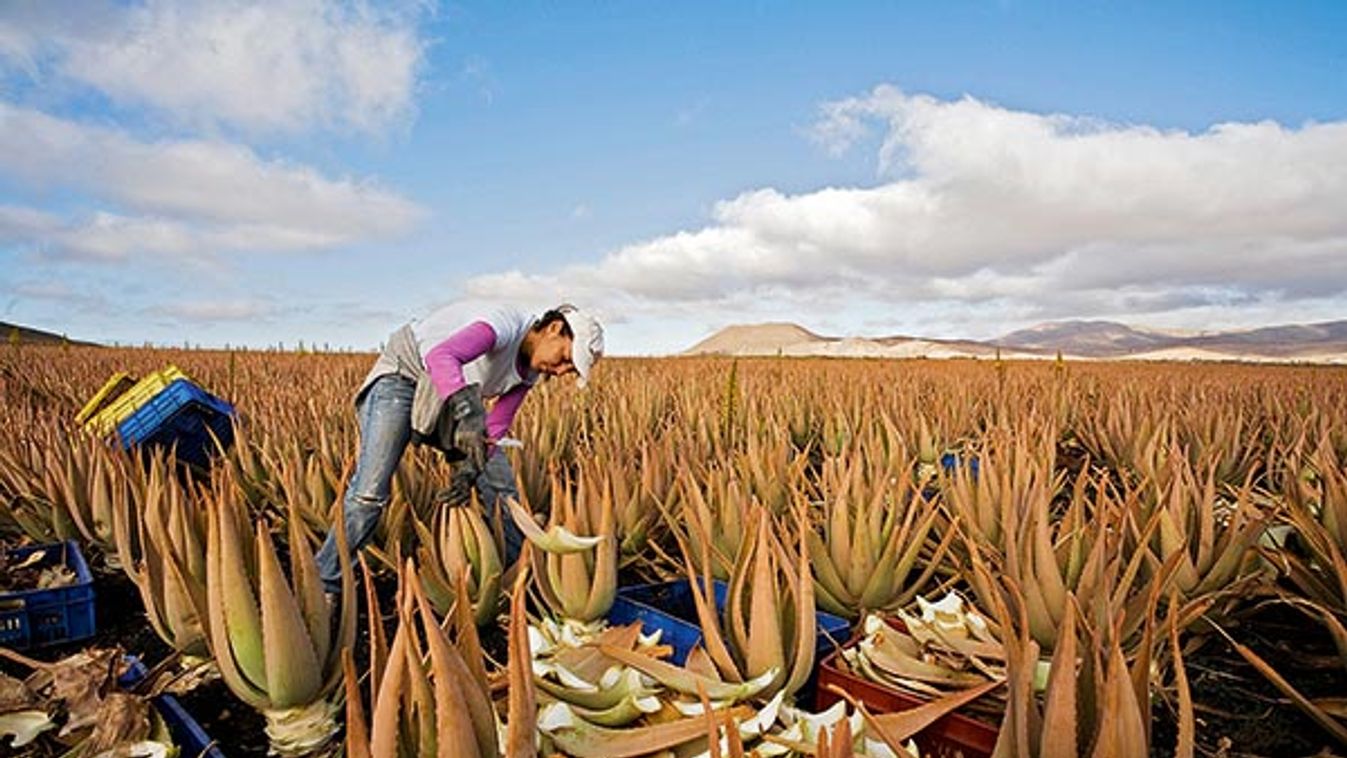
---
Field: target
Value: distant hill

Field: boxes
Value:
[995,320,1175,358]
[684,319,1347,363]
[685,322,834,355]
[0,321,97,346]
[995,319,1347,360]
[684,322,1043,360]
[1183,321,1347,357]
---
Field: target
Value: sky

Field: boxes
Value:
[0,1,1344,355]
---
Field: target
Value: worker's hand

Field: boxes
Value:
[447,384,488,473]
[434,464,477,508]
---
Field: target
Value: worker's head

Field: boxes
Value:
[525,304,604,387]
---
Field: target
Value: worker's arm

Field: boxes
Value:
[486,383,530,441]
[424,321,496,399]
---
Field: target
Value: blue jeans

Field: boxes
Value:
[316,374,526,592]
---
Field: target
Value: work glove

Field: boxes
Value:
[447,384,488,474]
[434,463,478,508]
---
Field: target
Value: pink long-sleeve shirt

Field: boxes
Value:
[424,321,531,441]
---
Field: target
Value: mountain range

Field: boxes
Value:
[685,319,1347,363]
[7,316,1347,363]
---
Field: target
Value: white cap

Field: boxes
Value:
[557,304,604,388]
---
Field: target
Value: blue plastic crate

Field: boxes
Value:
[610,578,851,668]
[119,657,226,758]
[921,452,981,500]
[115,378,236,469]
[941,452,980,478]
[608,581,706,665]
[0,541,96,649]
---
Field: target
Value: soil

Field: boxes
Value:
[1149,603,1347,758]
[176,678,269,757]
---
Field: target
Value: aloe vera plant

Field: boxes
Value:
[203,470,356,756]
[675,500,817,699]
[808,458,952,619]
[0,429,82,542]
[1135,451,1267,606]
[6,337,1347,755]
[112,454,210,658]
[677,468,751,582]
[344,559,502,758]
[417,492,503,626]
[507,469,617,625]
[1279,441,1347,617]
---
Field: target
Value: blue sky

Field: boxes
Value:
[1,1,1344,354]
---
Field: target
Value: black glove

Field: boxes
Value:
[434,463,478,508]
[447,384,488,473]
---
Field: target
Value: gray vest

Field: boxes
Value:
[355,308,537,443]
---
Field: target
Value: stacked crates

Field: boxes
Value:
[79,366,236,469]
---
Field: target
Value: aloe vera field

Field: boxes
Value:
[3,343,1347,757]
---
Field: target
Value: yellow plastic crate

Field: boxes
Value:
[81,366,191,437]
[76,372,136,425]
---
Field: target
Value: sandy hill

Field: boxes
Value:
[685,322,833,355]
[685,323,1044,360]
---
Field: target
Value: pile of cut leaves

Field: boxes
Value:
[0,646,176,757]
[0,544,77,593]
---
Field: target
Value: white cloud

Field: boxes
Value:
[0,105,423,259]
[0,0,430,135]
[148,299,278,322]
[5,280,112,315]
[459,86,1347,346]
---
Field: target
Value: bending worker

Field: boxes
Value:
[316,303,604,592]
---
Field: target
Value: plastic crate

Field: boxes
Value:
[608,580,709,665]
[0,541,96,649]
[609,579,851,699]
[76,372,136,426]
[81,366,190,437]
[921,452,981,500]
[814,619,999,758]
[119,657,226,758]
[115,378,236,469]
[940,452,980,478]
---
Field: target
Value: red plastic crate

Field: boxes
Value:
[814,619,1000,758]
